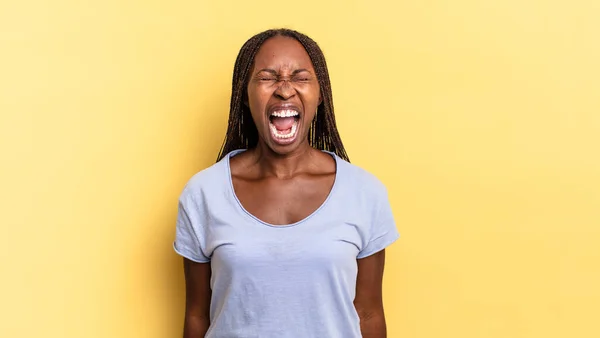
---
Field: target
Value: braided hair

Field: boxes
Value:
[216,28,350,162]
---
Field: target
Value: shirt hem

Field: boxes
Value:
[173,242,211,263]
[356,232,400,259]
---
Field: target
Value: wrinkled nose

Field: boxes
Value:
[274,80,296,100]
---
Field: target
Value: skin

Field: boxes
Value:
[183,35,388,337]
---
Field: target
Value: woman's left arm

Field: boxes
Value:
[354,249,388,338]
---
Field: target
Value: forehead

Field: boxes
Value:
[253,36,314,71]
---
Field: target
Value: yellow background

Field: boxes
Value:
[1,0,599,337]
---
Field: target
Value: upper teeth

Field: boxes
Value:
[271,110,299,118]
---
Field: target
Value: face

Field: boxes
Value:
[246,35,321,155]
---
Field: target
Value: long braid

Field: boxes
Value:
[216,28,349,162]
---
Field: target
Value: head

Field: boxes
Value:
[216,28,349,162]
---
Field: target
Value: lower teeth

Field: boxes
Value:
[271,122,297,139]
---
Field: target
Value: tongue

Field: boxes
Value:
[271,117,295,131]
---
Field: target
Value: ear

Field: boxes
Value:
[318,92,323,106]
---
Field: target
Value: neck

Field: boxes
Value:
[251,141,315,178]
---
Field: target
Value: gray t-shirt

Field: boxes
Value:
[174,149,400,338]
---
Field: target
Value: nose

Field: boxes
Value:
[274,80,296,100]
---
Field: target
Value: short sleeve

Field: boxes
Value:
[173,193,210,263]
[357,185,400,259]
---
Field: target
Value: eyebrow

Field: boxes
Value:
[255,68,312,75]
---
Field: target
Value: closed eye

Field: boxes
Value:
[255,69,278,82]
[292,76,311,82]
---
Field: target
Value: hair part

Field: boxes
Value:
[216,28,349,162]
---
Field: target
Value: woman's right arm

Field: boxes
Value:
[183,258,212,338]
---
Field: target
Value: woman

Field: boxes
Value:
[174,28,399,338]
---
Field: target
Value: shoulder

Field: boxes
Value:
[179,158,228,203]
[336,157,388,198]
[334,156,399,251]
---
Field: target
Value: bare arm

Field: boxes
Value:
[182,258,212,338]
[354,250,387,338]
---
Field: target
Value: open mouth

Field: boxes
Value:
[269,109,300,142]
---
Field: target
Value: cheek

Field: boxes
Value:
[247,86,269,114]
[297,82,320,98]
[249,82,274,97]
[296,85,321,110]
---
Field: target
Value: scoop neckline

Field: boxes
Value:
[225,149,339,228]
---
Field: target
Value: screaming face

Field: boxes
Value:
[246,35,321,154]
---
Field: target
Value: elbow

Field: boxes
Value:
[357,308,385,323]
[355,301,385,322]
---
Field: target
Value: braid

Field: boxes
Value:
[216,28,349,162]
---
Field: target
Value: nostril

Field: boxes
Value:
[275,87,295,99]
